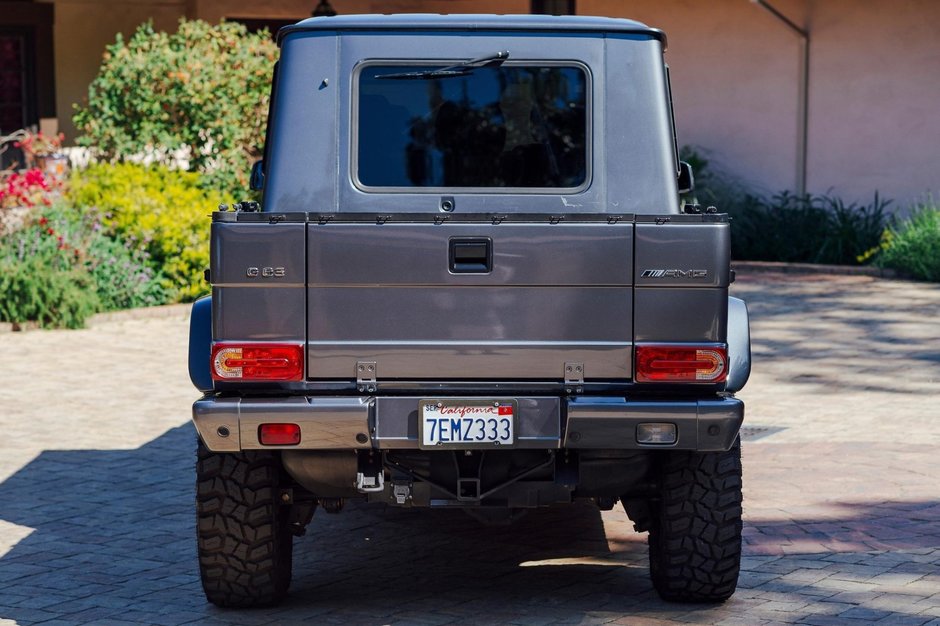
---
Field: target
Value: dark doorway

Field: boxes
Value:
[0,30,32,133]
[0,2,54,168]
[531,0,576,15]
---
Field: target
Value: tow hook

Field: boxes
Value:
[356,471,385,493]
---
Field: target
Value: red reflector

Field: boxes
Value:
[635,345,727,383]
[211,343,303,381]
[259,423,301,445]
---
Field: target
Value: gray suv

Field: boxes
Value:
[188,13,751,608]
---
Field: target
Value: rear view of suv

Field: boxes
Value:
[189,14,751,608]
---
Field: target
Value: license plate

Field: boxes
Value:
[419,400,516,448]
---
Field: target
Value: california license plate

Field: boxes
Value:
[419,400,516,448]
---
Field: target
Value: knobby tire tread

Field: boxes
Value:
[196,442,292,607]
[647,442,743,603]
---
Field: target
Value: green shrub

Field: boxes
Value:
[73,19,277,195]
[68,162,217,302]
[0,259,99,329]
[726,192,890,265]
[0,201,172,328]
[0,219,100,329]
[878,204,940,281]
[680,146,890,265]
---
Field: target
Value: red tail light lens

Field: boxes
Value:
[635,345,727,383]
[259,423,301,445]
[211,343,304,381]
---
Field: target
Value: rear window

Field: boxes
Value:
[356,64,588,190]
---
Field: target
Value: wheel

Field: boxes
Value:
[196,441,293,607]
[645,441,742,603]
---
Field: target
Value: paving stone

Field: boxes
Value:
[873,615,932,626]
[798,616,875,626]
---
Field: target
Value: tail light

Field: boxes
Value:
[635,345,727,383]
[211,343,304,381]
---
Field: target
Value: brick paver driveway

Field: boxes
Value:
[1,271,938,625]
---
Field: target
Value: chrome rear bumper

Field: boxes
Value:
[193,395,743,453]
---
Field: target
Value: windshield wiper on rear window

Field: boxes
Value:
[375,50,510,80]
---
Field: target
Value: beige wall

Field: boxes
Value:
[331,1,530,15]
[187,0,315,24]
[804,0,940,207]
[583,0,939,205]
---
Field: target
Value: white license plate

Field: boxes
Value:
[419,400,516,448]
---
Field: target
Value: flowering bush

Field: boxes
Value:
[0,202,171,328]
[0,211,99,329]
[0,168,53,209]
[15,131,65,159]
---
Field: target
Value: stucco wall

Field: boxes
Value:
[582,0,939,205]
[331,0,530,15]
[804,0,940,207]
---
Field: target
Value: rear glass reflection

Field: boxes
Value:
[358,65,587,188]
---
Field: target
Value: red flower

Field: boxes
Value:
[39,217,48,226]
[46,228,54,235]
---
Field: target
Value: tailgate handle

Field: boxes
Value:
[449,238,492,274]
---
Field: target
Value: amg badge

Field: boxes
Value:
[641,269,708,279]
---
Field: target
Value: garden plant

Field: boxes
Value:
[73,19,278,195]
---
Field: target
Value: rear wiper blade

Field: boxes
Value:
[375,50,510,80]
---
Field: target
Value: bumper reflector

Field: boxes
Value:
[211,343,304,381]
[636,422,678,444]
[635,345,727,383]
[259,423,301,445]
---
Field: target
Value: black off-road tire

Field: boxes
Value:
[196,442,293,607]
[646,441,742,603]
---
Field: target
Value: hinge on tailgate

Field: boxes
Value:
[356,361,377,392]
[564,362,584,392]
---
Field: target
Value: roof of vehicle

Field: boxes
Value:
[277,14,666,48]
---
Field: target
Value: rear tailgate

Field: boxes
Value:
[307,218,634,381]
[210,213,731,388]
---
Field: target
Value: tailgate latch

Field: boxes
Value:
[565,362,584,392]
[357,361,377,392]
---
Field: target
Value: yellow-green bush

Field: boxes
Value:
[69,163,220,301]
